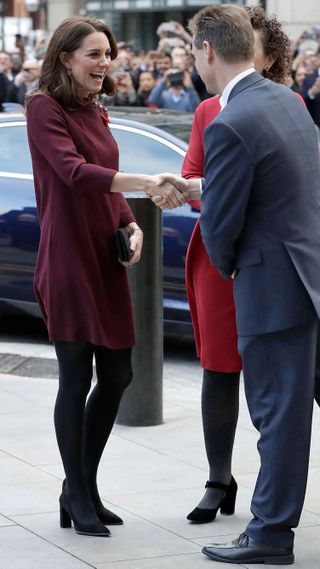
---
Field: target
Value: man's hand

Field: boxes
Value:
[150,175,202,209]
[145,173,188,208]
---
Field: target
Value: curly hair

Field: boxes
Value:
[247,5,292,84]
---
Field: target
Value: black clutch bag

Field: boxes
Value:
[114,228,133,262]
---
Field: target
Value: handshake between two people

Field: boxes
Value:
[111,172,201,208]
[145,173,201,209]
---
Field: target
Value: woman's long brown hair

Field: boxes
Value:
[27,16,118,109]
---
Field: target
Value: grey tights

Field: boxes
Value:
[197,368,240,510]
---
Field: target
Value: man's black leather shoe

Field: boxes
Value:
[202,533,294,564]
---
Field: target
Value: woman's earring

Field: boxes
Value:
[67,68,72,76]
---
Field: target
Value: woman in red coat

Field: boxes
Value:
[182,6,294,523]
[26,16,182,538]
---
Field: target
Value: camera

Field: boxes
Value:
[169,71,184,87]
[161,22,176,33]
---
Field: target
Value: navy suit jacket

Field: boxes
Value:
[200,72,320,335]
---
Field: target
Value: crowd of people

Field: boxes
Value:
[0,18,319,127]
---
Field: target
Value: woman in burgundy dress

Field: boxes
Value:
[26,16,183,538]
[182,7,294,523]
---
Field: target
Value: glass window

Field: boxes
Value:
[0,125,33,175]
[111,127,184,174]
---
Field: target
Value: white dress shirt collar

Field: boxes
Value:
[219,67,255,109]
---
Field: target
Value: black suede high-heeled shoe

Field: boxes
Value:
[62,479,123,526]
[187,476,238,523]
[59,485,111,537]
[94,502,124,525]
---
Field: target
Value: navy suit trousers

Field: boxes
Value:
[315,321,320,407]
[238,318,318,547]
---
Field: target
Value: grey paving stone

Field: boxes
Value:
[0,349,319,569]
[95,552,232,569]
[12,511,200,565]
[0,353,26,374]
[0,526,95,569]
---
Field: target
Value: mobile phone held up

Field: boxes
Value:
[161,22,176,33]
[169,71,184,87]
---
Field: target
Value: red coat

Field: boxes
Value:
[27,94,135,349]
[182,95,242,372]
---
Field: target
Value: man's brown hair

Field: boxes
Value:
[189,4,254,63]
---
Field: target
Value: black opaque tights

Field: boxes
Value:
[54,341,132,518]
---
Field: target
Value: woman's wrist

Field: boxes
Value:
[127,225,143,236]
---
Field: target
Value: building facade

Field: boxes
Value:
[78,0,319,49]
[84,0,247,51]
[1,0,319,51]
[267,0,319,39]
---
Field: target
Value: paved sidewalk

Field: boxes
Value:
[0,342,319,568]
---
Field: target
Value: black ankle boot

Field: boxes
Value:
[95,503,123,525]
[60,482,111,537]
[96,506,123,526]
[63,479,124,526]
[187,476,238,523]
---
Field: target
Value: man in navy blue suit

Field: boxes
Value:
[182,4,320,565]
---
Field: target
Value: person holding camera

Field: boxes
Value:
[156,21,187,53]
[156,20,193,46]
[302,51,320,127]
[134,70,157,106]
[147,67,200,111]
[151,53,173,81]
[111,70,137,106]
[0,51,19,104]
[13,59,41,105]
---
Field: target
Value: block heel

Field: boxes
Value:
[220,476,237,515]
[60,503,72,528]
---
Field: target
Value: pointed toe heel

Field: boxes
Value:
[187,506,218,523]
[59,493,111,537]
[187,476,237,524]
[96,506,123,525]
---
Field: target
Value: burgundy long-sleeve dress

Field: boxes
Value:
[182,95,242,372]
[27,93,135,349]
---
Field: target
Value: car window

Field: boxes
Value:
[0,122,186,177]
[108,108,193,144]
[111,126,184,174]
[0,125,33,175]
[157,122,192,144]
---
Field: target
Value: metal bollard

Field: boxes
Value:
[116,196,163,426]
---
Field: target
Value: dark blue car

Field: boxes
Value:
[0,108,198,335]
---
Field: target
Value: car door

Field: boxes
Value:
[0,120,39,312]
[110,123,199,329]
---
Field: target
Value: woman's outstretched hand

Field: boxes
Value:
[145,173,188,209]
[149,174,202,209]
